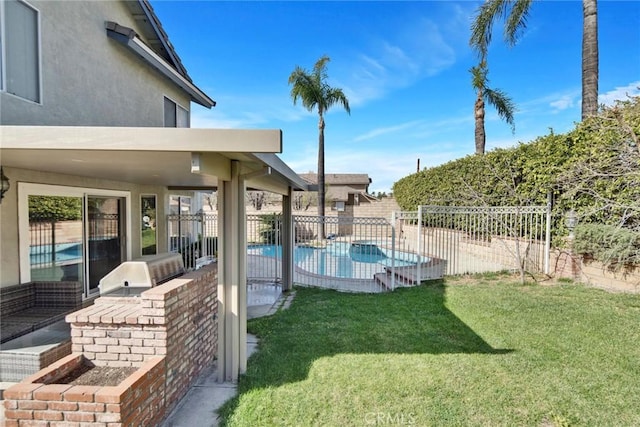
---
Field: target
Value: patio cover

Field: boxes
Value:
[0,125,308,382]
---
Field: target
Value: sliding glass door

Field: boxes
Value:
[87,196,125,295]
[28,195,84,283]
[20,184,130,298]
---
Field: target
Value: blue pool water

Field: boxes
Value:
[30,242,82,265]
[248,242,426,279]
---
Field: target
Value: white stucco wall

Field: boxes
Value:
[0,167,171,288]
[0,0,191,126]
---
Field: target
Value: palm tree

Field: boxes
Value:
[470,0,599,120]
[582,0,599,118]
[471,59,516,155]
[288,55,350,237]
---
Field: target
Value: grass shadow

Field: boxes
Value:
[219,281,512,422]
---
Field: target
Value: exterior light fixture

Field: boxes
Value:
[0,167,9,202]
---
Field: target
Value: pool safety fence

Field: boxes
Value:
[397,205,551,277]
[167,213,219,271]
[166,204,549,292]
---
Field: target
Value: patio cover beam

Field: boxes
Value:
[0,126,282,153]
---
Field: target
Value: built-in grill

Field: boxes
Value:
[98,252,185,297]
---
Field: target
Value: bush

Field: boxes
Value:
[573,224,640,269]
[259,214,282,244]
[392,96,640,248]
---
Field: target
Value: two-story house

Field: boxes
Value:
[0,0,306,383]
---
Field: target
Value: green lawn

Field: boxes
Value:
[220,277,640,426]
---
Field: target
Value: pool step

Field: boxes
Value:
[374,259,448,290]
[373,271,419,290]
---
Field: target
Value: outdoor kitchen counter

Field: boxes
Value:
[65,297,145,325]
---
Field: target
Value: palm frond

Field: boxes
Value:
[469,64,488,91]
[505,0,534,46]
[325,88,351,115]
[470,0,511,56]
[470,0,534,55]
[484,88,516,132]
[288,55,350,116]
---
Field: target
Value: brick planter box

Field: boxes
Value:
[3,264,218,425]
[3,353,166,426]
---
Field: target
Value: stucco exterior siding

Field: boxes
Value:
[0,166,170,288]
[0,0,190,127]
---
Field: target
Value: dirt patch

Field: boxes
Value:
[56,362,137,386]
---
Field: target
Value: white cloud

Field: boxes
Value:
[190,93,311,129]
[339,6,466,108]
[520,81,640,118]
[353,120,424,143]
[282,145,464,194]
[549,95,576,112]
[517,89,581,116]
[599,81,640,106]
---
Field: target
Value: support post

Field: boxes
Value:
[217,160,247,382]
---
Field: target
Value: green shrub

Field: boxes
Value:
[573,224,640,269]
[259,213,282,244]
[392,96,640,247]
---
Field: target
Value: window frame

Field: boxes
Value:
[163,95,190,127]
[18,183,131,285]
[0,0,43,104]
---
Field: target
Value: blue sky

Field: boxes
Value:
[151,0,640,194]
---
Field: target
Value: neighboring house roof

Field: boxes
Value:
[108,1,215,108]
[299,173,372,186]
[328,187,379,202]
[299,173,375,202]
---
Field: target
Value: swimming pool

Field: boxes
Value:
[30,242,82,266]
[248,241,427,280]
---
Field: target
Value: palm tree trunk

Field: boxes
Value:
[474,92,486,155]
[318,113,326,239]
[581,0,599,119]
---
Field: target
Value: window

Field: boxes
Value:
[164,96,189,127]
[141,195,157,256]
[1,0,41,103]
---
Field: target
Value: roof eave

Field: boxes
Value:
[106,21,215,109]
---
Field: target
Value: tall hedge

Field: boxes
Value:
[393,96,640,262]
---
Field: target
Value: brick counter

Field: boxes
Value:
[4,263,218,425]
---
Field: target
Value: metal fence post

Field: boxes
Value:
[417,205,423,284]
[544,192,552,275]
[391,211,396,291]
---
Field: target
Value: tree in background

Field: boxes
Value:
[470,59,516,155]
[247,191,267,211]
[470,0,598,120]
[288,55,350,237]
